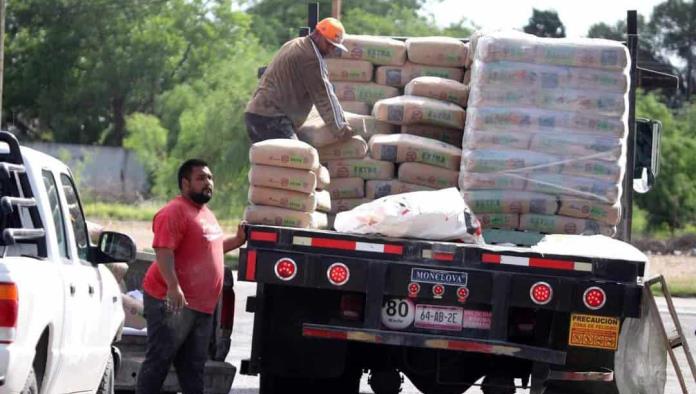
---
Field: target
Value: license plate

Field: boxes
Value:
[415,304,463,331]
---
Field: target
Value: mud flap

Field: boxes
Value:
[614,295,666,394]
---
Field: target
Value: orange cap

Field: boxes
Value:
[315,17,348,52]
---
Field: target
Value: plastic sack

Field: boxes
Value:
[373,95,466,129]
[334,188,482,242]
[325,59,374,82]
[339,34,407,66]
[406,36,468,67]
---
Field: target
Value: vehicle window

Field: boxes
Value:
[60,174,89,261]
[42,170,69,259]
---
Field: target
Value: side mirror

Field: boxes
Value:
[94,231,137,264]
[633,118,661,193]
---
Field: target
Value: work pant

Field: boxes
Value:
[136,293,213,394]
[245,112,298,143]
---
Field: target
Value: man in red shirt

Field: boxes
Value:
[136,159,246,394]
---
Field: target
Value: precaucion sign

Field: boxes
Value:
[568,314,620,351]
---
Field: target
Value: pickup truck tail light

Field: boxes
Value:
[0,282,18,343]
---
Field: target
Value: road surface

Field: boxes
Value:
[227,274,696,393]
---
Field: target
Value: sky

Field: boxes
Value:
[423,0,663,37]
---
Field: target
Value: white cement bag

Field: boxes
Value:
[365,180,433,199]
[330,198,373,214]
[398,162,459,189]
[326,177,365,199]
[477,213,520,230]
[249,165,316,194]
[558,197,621,225]
[525,173,620,203]
[249,139,319,170]
[340,101,370,115]
[244,205,328,229]
[369,133,461,170]
[297,110,392,148]
[462,190,558,214]
[248,185,317,212]
[406,36,468,67]
[463,130,532,150]
[561,159,623,182]
[318,136,369,161]
[375,62,463,87]
[340,35,407,66]
[334,188,481,242]
[316,190,332,213]
[325,59,374,82]
[529,133,623,162]
[401,124,463,147]
[459,172,527,191]
[519,213,615,236]
[332,82,400,105]
[373,95,466,129]
[315,165,330,190]
[461,149,561,173]
[326,158,395,180]
[404,76,470,107]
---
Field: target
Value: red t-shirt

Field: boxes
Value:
[142,196,224,314]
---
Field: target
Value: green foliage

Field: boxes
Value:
[341,5,473,38]
[124,113,168,191]
[523,9,566,38]
[83,201,160,221]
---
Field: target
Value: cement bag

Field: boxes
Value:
[330,198,372,214]
[404,76,470,107]
[249,139,320,170]
[318,135,368,161]
[325,59,373,82]
[470,61,629,93]
[297,111,362,148]
[315,165,330,190]
[466,107,626,137]
[558,197,621,225]
[326,177,365,199]
[248,185,317,212]
[340,34,407,66]
[398,162,459,189]
[373,95,466,129]
[561,159,623,182]
[459,172,526,191]
[462,190,558,214]
[340,101,370,115]
[519,213,614,236]
[375,62,463,87]
[244,204,327,229]
[401,124,463,147]
[326,158,395,180]
[463,130,532,150]
[461,149,561,173]
[525,173,620,203]
[477,213,520,230]
[369,133,461,170]
[334,188,481,242]
[332,82,400,105]
[365,180,433,199]
[468,86,627,117]
[475,32,629,70]
[406,36,468,67]
[316,190,332,213]
[249,165,316,194]
[529,133,623,162]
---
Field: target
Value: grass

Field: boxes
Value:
[652,279,696,298]
[84,201,161,221]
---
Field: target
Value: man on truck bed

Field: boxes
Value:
[245,17,353,142]
[136,159,247,394]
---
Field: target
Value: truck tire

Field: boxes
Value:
[260,368,361,394]
[21,368,38,394]
[481,375,516,394]
[96,355,115,394]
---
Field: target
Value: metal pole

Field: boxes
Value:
[0,0,6,122]
[332,0,342,19]
[620,10,638,242]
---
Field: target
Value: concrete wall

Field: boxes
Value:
[26,142,149,202]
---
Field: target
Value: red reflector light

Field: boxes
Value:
[530,282,553,305]
[583,286,606,310]
[303,327,348,340]
[0,283,18,328]
[327,263,350,286]
[250,231,277,242]
[408,282,421,298]
[274,258,297,281]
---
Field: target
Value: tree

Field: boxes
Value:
[523,9,565,38]
[650,0,696,100]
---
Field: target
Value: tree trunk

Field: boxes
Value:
[109,95,126,146]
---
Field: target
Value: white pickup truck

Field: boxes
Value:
[0,131,137,393]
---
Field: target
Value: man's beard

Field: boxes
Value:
[189,191,212,205]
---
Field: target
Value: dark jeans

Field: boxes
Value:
[136,293,213,394]
[245,112,298,143]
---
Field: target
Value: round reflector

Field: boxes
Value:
[432,284,445,297]
[530,282,553,305]
[457,287,470,303]
[327,263,350,286]
[274,258,297,281]
[408,282,421,297]
[583,286,606,310]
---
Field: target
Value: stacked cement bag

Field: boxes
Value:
[460,31,629,236]
[296,107,395,147]
[245,139,330,229]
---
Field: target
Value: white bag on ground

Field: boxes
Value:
[334,188,481,241]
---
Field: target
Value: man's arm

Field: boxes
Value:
[223,222,247,253]
[154,247,187,311]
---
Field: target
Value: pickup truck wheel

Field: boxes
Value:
[96,355,115,394]
[21,368,38,394]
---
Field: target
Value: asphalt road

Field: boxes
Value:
[226,274,696,394]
